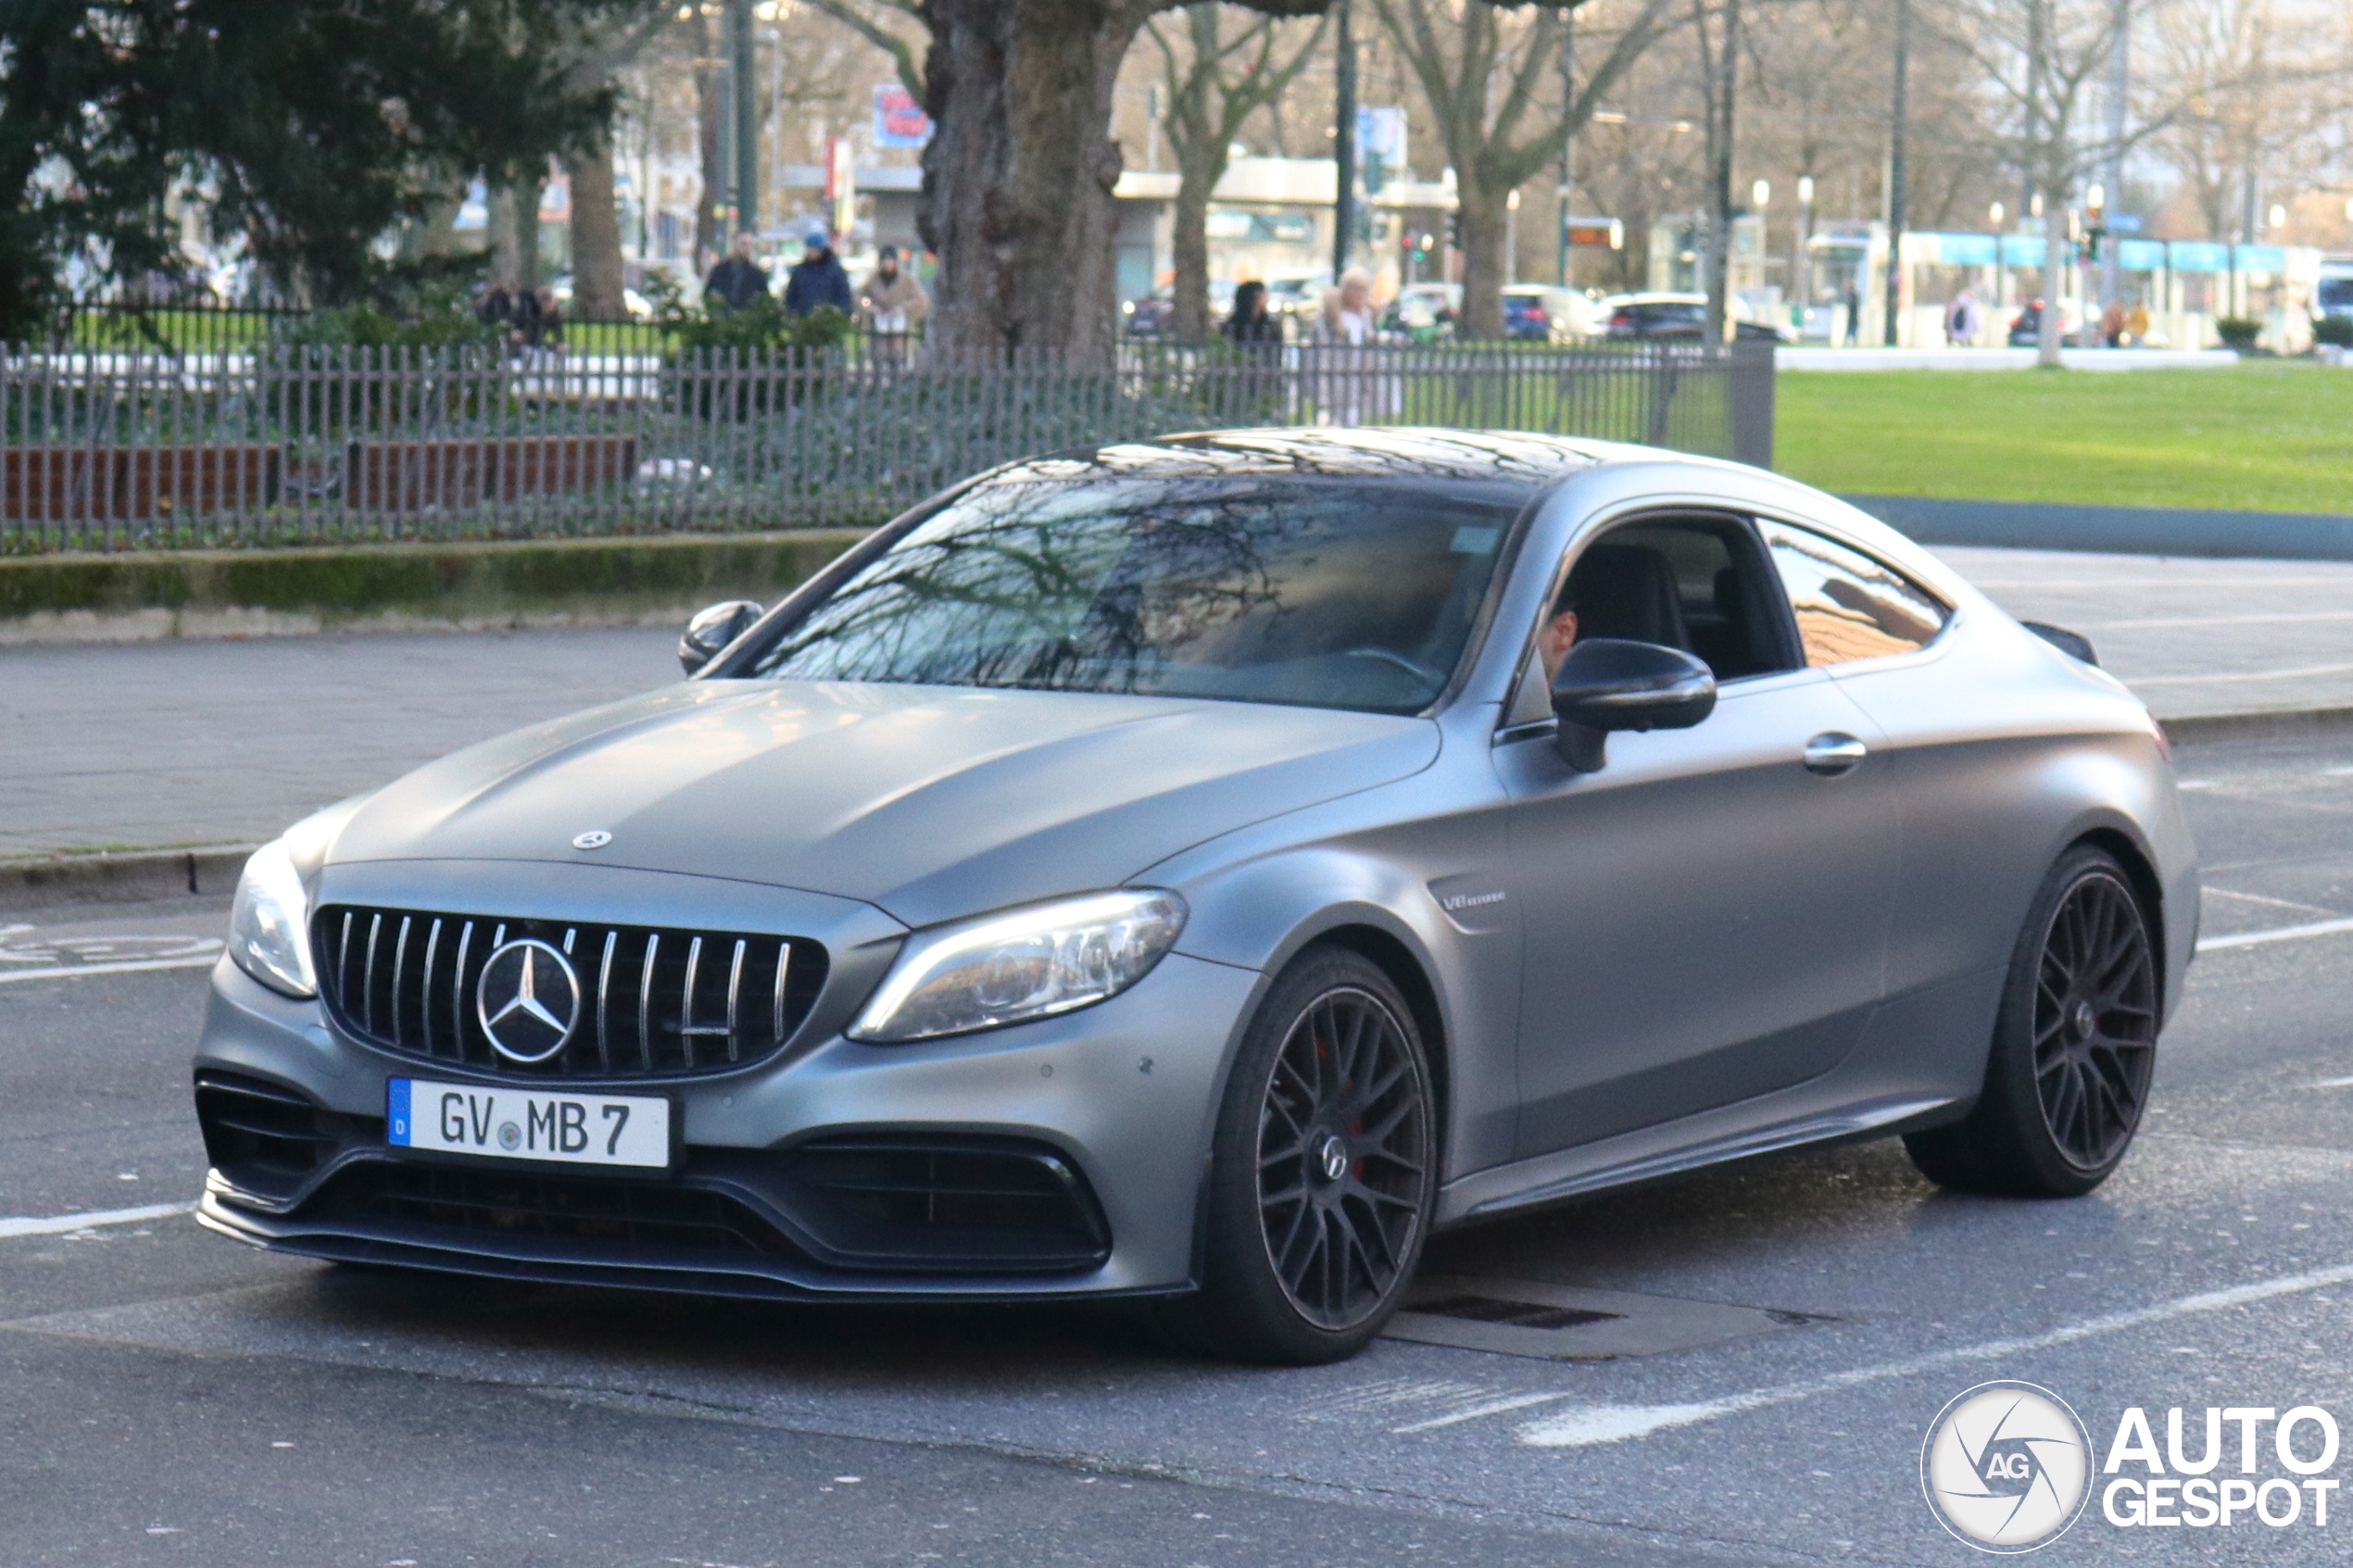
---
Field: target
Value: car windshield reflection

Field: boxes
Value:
[746,476,1521,714]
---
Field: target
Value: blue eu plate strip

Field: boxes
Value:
[387,1078,412,1146]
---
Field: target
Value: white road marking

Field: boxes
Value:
[0,954,220,985]
[2310,1075,2353,1090]
[2083,610,2353,631]
[2197,916,2353,953]
[2204,887,2342,917]
[1391,1391,1579,1435]
[1516,1260,2353,1449]
[0,1200,193,1240]
[2133,662,2353,686]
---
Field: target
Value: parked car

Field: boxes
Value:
[1502,285,1596,344]
[1381,282,1460,343]
[197,431,2193,1364]
[1601,292,1784,342]
[1260,274,1327,324]
[548,276,655,322]
[2007,298,2082,347]
[1123,295,1176,340]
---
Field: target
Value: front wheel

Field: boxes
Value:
[1164,947,1436,1364]
[1906,847,2160,1197]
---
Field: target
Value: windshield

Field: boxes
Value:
[2320,278,2353,309]
[744,476,1521,713]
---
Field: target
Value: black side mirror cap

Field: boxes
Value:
[679,599,765,675]
[1550,638,1718,771]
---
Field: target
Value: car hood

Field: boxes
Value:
[327,681,1441,928]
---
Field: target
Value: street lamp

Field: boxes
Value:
[1989,201,2005,228]
[1752,179,1770,209]
[1796,176,1816,318]
[2085,182,2105,215]
[2269,203,2288,232]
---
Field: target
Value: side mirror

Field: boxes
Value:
[1550,638,1717,771]
[678,599,764,675]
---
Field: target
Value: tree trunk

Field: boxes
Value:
[1456,186,1511,340]
[570,128,627,319]
[918,1,1143,364]
[696,11,724,273]
[490,185,525,289]
[2038,177,2065,367]
[1170,149,1219,342]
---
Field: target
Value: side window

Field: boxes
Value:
[1760,520,1949,668]
[1515,515,1798,720]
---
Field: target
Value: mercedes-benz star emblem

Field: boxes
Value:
[475,938,583,1063]
[572,830,612,850]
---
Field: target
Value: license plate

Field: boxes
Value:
[387,1078,671,1170]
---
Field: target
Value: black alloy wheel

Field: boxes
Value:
[1164,947,1435,1363]
[1906,847,2161,1198]
[1255,985,1430,1331]
[2030,868,2158,1170]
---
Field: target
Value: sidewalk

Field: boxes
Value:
[4,546,2350,859]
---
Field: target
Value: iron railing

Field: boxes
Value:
[0,340,1774,552]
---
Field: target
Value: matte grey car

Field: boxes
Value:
[195,429,2196,1363]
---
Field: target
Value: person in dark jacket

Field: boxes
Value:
[1225,280,1281,345]
[702,233,771,310]
[783,229,854,319]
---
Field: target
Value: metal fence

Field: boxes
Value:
[0,340,1773,552]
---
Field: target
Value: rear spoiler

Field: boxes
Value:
[2020,621,2098,667]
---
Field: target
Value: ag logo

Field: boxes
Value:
[474,938,581,1063]
[1921,1381,2092,1552]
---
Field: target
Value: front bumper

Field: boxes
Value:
[195,940,1261,1300]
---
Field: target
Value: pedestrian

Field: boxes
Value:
[858,245,929,366]
[1315,268,1391,426]
[477,282,516,345]
[2126,295,2151,345]
[702,232,771,311]
[1841,280,1862,345]
[784,229,853,320]
[2099,296,2129,348]
[1944,288,1982,347]
[1224,280,1281,347]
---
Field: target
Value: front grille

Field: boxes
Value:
[308,1161,797,1256]
[315,904,827,1080]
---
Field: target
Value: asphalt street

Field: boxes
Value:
[6,546,2353,858]
[4,728,2353,1566]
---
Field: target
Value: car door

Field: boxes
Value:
[1492,511,1903,1158]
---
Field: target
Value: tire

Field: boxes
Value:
[1161,947,1437,1364]
[1905,846,2160,1197]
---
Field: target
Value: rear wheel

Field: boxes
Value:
[1906,847,2159,1197]
[1163,947,1435,1364]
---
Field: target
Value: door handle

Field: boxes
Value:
[1803,732,1869,775]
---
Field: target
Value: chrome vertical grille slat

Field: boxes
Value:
[315,904,826,1083]
[638,933,658,1073]
[390,915,411,1044]
[419,919,443,1058]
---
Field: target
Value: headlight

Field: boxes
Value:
[228,839,317,998]
[849,889,1188,1043]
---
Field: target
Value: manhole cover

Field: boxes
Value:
[1386,1274,1822,1361]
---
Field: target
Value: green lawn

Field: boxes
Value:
[1776,365,2353,514]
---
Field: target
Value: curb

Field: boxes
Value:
[0,529,873,646]
[0,845,258,911]
[2159,707,2353,746]
[1847,495,2353,562]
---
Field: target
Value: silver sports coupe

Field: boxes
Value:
[195,430,2196,1363]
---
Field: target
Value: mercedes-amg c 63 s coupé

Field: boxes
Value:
[194,429,2196,1363]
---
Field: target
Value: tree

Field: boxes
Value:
[1368,0,1672,340]
[914,0,1326,365]
[1690,0,1738,347]
[805,0,928,97]
[552,2,676,318]
[1148,5,1327,341]
[0,0,625,335]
